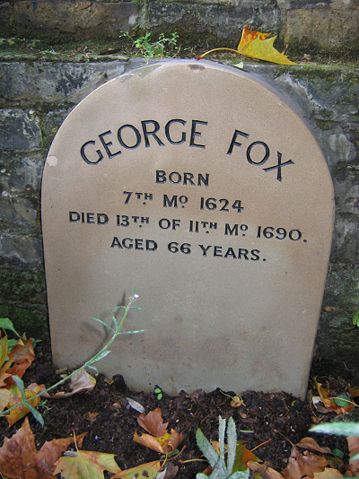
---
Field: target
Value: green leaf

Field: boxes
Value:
[311,422,359,437]
[218,416,226,470]
[351,452,359,462]
[227,417,237,474]
[332,448,344,459]
[0,318,19,337]
[196,428,219,468]
[12,375,44,427]
[353,311,359,327]
[333,394,352,407]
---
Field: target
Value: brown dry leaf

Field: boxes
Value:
[248,461,285,479]
[347,436,359,475]
[0,417,83,479]
[52,369,96,398]
[37,432,86,478]
[283,446,328,479]
[5,338,35,382]
[314,468,343,479]
[296,438,332,455]
[84,411,99,423]
[6,382,45,426]
[137,407,168,436]
[112,460,161,478]
[134,429,184,454]
[54,450,121,478]
[314,380,354,414]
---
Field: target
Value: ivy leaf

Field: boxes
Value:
[54,450,121,478]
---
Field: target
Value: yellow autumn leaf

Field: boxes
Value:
[54,450,121,479]
[0,388,10,412]
[0,337,8,369]
[197,24,295,65]
[112,460,161,479]
[237,24,295,65]
[6,383,45,426]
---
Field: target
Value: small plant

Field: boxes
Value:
[352,311,359,327]
[128,31,179,58]
[196,416,250,479]
[0,293,143,426]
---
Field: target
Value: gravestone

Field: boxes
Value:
[42,60,334,398]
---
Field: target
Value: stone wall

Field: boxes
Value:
[1,0,359,56]
[0,58,358,369]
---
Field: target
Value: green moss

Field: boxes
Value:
[0,267,46,305]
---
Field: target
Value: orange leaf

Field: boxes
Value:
[134,429,184,454]
[0,417,83,479]
[5,338,35,383]
[134,431,168,454]
[283,446,328,479]
[137,407,168,436]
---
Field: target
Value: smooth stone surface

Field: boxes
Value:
[42,60,334,398]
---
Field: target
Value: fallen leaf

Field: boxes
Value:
[314,380,354,414]
[127,397,145,413]
[248,461,284,479]
[52,369,96,398]
[54,450,121,478]
[137,407,168,436]
[84,411,99,422]
[5,338,35,383]
[234,442,259,471]
[296,438,332,455]
[0,388,10,412]
[230,395,245,408]
[237,25,295,65]
[159,462,179,479]
[347,436,359,475]
[6,382,45,426]
[197,24,295,65]
[348,387,359,398]
[112,460,161,478]
[134,429,184,454]
[0,417,84,479]
[0,337,8,369]
[314,468,343,479]
[283,446,328,479]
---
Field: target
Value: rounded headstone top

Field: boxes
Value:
[42,59,334,398]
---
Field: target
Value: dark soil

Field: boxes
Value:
[0,341,356,478]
